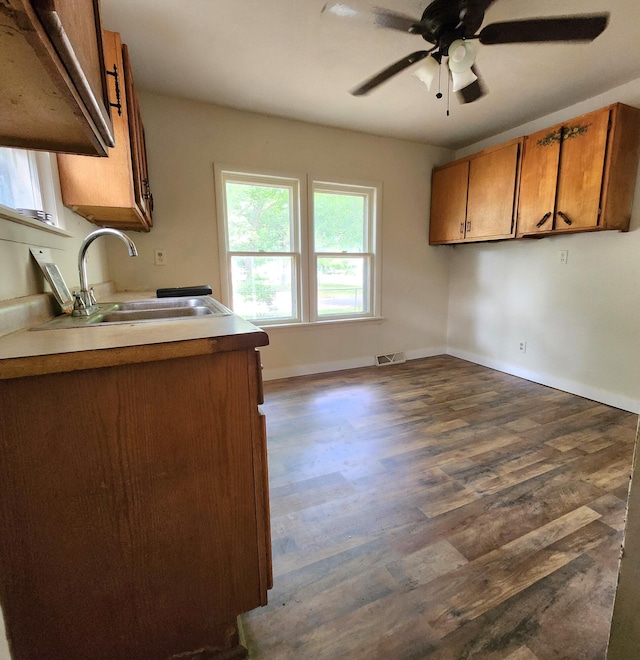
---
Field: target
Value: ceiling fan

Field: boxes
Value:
[322,0,609,105]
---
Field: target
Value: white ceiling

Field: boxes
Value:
[100,0,640,150]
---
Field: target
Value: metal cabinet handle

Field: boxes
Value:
[105,65,122,117]
[142,178,154,212]
[558,211,573,226]
[536,212,552,228]
[460,222,464,236]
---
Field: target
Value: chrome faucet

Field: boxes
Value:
[73,228,138,316]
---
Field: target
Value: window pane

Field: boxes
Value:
[231,255,295,320]
[317,256,369,317]
[314,191,365,253]
[0,147,42,210]
[226,181,293,252]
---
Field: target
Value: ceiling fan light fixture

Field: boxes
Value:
[412,55,439,90]
[450,67,478,93]
[456,76,484,103]
[448,38,477,73]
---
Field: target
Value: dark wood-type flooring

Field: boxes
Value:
[242,356,637,659]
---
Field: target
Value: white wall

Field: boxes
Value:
[107,92,454,378]
[446,78,640,413]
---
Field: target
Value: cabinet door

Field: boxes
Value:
[555,107,610,231]
[123,44,153,228]
[57,31,152,232]
[517,126,561,235]
[33,0,114,148]
[429,161,469,244]
[0,0,112,155]
[466,142,520,240]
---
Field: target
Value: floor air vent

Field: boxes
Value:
[375,352,406,366]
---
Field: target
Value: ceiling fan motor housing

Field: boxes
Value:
[419,0,485,52]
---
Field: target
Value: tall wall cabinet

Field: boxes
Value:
[57,31,153,232]
[429,103,640,245]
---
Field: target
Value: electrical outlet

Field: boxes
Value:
[154,249,167,266]
[519,340,527,353]
[559,250,569,264]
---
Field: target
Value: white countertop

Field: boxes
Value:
[0,291,268,379]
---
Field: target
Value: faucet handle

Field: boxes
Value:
[73,291,86,312]
[88,287,97,306]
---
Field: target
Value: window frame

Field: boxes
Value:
[215,165,381,326]
[0,148,67,236]
[215,166,308,325]
[310,179,380,323]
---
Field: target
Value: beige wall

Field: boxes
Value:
[106,92,453,378]
[446,78,640,413]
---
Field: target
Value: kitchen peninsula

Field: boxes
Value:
[0,300,271,659]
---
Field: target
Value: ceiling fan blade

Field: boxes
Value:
[351,50,433,96]
[321,3,423,33]
[371,8,424,33]
[459,0,498,36]
[479,14,609,45]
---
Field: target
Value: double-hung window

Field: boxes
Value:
[216,166,380,325]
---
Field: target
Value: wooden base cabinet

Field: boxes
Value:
[430,140,521,245]
[0,348,271,659]
[517,103,640,237]
[57,31,153,232]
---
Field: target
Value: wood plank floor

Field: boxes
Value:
[242,356,637,659]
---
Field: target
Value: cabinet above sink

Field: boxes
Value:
[0,0,115,156]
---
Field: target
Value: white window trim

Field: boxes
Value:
[214,164,382,326]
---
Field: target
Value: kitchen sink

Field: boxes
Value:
[32,296,232,330]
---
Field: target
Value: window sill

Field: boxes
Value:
[0,205,71,238]
[257,316,385,331]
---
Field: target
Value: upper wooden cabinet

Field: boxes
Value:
[430,140,521,245]
[517,104,640,237]
[430,103,640,245]
[0,0,114,155]
[57,31,153,232]
[430,160,469,244]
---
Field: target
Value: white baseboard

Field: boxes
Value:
[448,348,640,414]
[262,346,447,382]
[262,345,639,414]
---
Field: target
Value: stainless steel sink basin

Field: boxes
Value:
[32,296,232,330]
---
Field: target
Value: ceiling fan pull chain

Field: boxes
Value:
[558,211,573,226]
[536,212,552,228]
